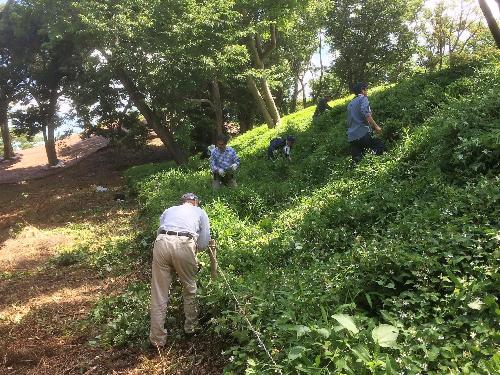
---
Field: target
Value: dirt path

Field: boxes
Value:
[0,145,225,374]
[0,135,109,184]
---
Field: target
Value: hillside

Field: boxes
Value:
[94,59,499,374]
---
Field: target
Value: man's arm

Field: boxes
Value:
[209,151,217,172]
[361,97,382,134]
[197,210,211,249]
[366,115,382,134]
[233,149,240,167]
[199,210,217,279]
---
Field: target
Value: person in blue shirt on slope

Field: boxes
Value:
[347,82,385,163]
[209,134,240,189]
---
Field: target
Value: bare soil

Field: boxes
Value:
[0,143,226,374]
[0,135,109,184]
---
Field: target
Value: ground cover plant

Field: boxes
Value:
[91,57,499,374]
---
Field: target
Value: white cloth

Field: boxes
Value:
[157,203,211,249]
[283,145,290,157]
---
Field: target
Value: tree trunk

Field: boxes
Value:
[479,0,500,48]
[290,77,299,113]
[259,78,281,125]
[246,75,275,128]
[210,80,224,136]
[316,31,324,101]
[43,92,59,166]
[44,124,58,166]
[114,65,187,164]
[0,99,15,159]
[298,76,307,108]
[1,1,16,160]
[245,26,281,127]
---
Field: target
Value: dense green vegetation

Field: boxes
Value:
[79,58,500,374]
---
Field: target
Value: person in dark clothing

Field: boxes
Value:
[346,82,384,163]
[267,135,296,161]
[313,97,332,119]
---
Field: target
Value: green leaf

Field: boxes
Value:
[288,346,306,360]
[351,344,371,363]
[295,325,311,337]
[335,357,347,370]
[315,327,331,338]
[428,346,440,361]
[372,324,399,348]
[332,314,359,335]
[365,293,373,309]
[385,354,396,374]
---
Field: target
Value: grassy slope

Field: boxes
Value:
[122,60,500,374]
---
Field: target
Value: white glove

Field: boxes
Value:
[231,163,238,171]
[218,168,225,176]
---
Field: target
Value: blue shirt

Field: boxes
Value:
[157,203,211,250]
[209,146,240,172]
[347,95,372,142]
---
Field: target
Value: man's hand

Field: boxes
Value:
[230,163,238,171]
[374,124,382,135]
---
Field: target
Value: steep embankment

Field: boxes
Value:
[95,59,499,374]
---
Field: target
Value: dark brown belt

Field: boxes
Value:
[159,230,193,239]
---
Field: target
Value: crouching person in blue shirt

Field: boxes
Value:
[268,135,296,162]
[209,134,240,190]
[347,82,385,163]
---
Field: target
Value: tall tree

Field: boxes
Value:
[279,0,325,111]
[325,0,422,88]
[418,0,494,70]
[0,0,23,159]
[6,0,85,166]
[73,0,187,164]
[235,0,314,128]
[479,0,500,47]
[75,0,248,163]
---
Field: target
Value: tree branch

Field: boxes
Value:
[261,23,277,61]
[246,35,264,69]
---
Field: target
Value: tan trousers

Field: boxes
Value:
[149,234,198,347]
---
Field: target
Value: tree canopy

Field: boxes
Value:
[0,0,498,163]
